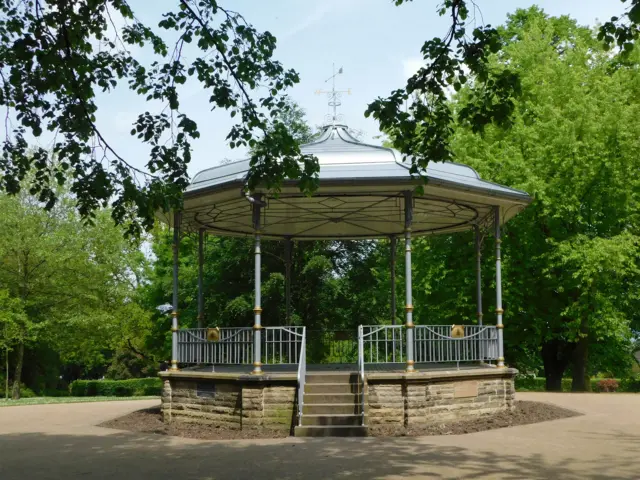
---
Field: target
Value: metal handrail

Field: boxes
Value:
[358,325,365,426]
[297,327,307,427]
[420,325,493,340]
[361,325,405,364]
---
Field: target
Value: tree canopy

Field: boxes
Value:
[1,0,637,234]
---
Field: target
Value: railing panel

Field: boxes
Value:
[177,326,305,365]
[358,325,498,365]
[361,325,405,364]
[414,325,498,363]
[262,326,305,365]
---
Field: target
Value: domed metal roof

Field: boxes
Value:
[174,124,531,239]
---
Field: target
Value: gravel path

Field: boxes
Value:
[0,393,638,479]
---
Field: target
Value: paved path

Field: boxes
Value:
[0,393,638,479]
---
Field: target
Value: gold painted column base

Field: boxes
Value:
[251,362,263,375]
[405,360,415,373]
[170,360,179,371]
[496,357,505,368]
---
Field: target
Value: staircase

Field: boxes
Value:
[294,371,367,437]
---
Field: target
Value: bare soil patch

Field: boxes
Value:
[100,401,580,440]
[369,400,581,437]
[99,407,289,440]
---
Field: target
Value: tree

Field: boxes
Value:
[0,186,149,397]
[0,289,27,399]
[449,7,640,390]
[0,0,318,236]
[368,0,640,184]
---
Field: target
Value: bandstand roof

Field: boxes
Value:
[171,124,532,239]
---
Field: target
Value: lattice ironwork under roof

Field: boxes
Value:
[163,124,532,239]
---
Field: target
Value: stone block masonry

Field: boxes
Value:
[160,373,297,432]
[367,368,517,427]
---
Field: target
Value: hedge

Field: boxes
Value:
[515,376,640,393]
[69,377,162,397]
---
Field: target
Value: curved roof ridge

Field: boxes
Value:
[334,126,399,159]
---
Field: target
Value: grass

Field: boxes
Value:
[0,395,159,407]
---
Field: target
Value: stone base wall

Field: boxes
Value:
[367,371,516,426]
[161,378,296,431]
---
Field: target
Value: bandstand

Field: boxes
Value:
[159,124,532,436]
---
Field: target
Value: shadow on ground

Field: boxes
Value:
[0,428,638,480]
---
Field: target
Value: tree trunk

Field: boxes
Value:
[4,347,8,400]
[542,340,571,391]
[11,341,24,400]
[571,317,590,392]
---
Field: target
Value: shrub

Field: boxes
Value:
[619,374,640,393]
[515,375,546,392]
[69,377,162,397]
[596,378,619,393]
[0,384,37,398]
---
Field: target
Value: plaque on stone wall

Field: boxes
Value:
[454,381,478,398]
[196,383,216,398]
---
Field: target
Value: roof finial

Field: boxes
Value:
[315,63,351,126]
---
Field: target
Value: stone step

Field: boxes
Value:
[294,425,368,437]
[305,373,358,384]
[303,403,361,415]
[304,393,361,405]
[305,383,360,394]
[301,414,362,426]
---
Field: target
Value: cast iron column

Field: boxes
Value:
[252,195,263,374]
[197,228,205,330]
[171,211,181,371]
[404,191,415,372]
[475,224,484,362]
[475,224,483,326]
[284,236,292,325]
[495,207,505,368]
[390,235,397,325]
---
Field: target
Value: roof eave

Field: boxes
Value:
[184,176,533,205]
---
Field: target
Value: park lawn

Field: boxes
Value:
[0,396,159,407]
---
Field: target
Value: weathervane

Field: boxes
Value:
[315,63,351,126]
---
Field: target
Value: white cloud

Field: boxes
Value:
[402,57,425,79]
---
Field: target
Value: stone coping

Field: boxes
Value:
[159,369,298,382]
[366,367,518,383]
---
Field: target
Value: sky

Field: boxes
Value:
[68,0,622,178]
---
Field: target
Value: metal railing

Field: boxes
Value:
[357,325,366,426]
[414,325,498,365]
[263,326,305,364]
[297,328,307,426]
[177,326,305,365]
[177,327,253,364]
[360,325,406,364]
[357,324,498,367]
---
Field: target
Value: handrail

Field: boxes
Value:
[420,325,493,340]
[297,327,307,427]
[358,325,365,426]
